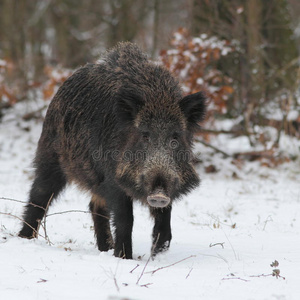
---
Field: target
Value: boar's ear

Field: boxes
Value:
[179,91,207,131]
[116,89,144,123]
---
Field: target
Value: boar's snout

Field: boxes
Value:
[142,170,179,208]
[147,190,171,208]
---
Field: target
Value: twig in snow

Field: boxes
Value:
[209,242,225,249]
[249,273,272,278]
[145,255,196,275]
[0,212,46,240]
[222,229,237,260]
[198,252,228,264]
[113,259,121,292]
[222,277,249,282]
[0,197,27,203]
[140,283,153,288]
[223,261,285,282]
[40,193,54,245]
[1,196,109,220]
[0,197,46,211]
[262,215,273,231]
[113,276,120,292]
[185,268,193,279]
[136,255,150,285]
[130,264,140,273]
[38,222,53,245]
[136,233,160,285]
[101,261,121,292]
[47,210,110,220]
[250,270,285,280]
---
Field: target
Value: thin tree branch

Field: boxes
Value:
[145,255,196,275]
[0,212,46,240]
[222,277,249,282]
[195,139,231,158]
[209,242,225,249]
[41,193,54,245]
[136,233,160,285]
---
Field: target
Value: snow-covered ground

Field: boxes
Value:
[1,100,299,300]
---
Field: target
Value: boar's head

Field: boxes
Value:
[115,87,206,208]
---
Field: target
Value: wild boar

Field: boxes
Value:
[19,42,206,259]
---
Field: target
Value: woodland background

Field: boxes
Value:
[0,0,299,163]
[0,3,300,299]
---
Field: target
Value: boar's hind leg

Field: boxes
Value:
[89,194,113,251]
[19,155,67,239]
[111,193,133,259]
[150,206,172,256]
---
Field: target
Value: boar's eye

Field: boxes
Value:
[142,131,150,142]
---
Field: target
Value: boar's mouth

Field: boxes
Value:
[147,189,171,208]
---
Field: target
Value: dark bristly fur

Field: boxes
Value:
[19,42,207,259]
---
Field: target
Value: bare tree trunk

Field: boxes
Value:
[151,0,160,57]
[244,0,264,144]
[246,0,264,101]
[1,0,29,100]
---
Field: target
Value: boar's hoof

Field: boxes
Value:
[19,226,38,239]
[147,192,170,208]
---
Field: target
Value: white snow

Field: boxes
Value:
[196,78,204,85]
[0,59,7,67]
[1,100,300,300]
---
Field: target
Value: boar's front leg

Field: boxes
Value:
[150,206,172,256]
[110,192,133,259]
[89,194,113,252]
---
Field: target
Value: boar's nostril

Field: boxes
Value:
[147,193,171,208]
